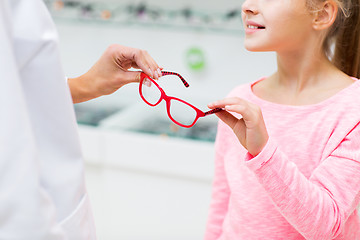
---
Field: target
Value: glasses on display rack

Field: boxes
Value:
[139,71,222,128]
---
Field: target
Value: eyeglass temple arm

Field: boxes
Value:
[204,108,223,116]
[161,71,190,88]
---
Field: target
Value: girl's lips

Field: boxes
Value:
[246,20,265,28]
[245,20,265,34]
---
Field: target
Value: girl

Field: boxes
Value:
[205,0,360,239]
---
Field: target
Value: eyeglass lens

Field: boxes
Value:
[141,75,199,126]
[141,78,161,105]
[169,99,198,126]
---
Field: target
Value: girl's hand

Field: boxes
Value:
[208,97,269,156]
[68,44,162,103]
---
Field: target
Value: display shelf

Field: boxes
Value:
[78,125,216,181]
[74,101,219,143]
[44,0,244,35]
[75,101,217,180]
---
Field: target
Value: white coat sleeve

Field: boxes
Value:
[0,1,66,239]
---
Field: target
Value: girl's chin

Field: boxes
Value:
[244,43,271,52]
[244,45,264,52]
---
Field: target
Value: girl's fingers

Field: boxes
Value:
[224,104,250,119]
[215,110,240,129]
[215,110,247,145]
[208,97,247,108]
[209,97,263,130]
[209,97,253,119]
[210,97,268,156]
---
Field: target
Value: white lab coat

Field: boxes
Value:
[0,0,96,239]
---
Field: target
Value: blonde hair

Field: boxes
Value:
[307,0,360,78]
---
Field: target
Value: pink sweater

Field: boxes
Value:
[204,78,360,240]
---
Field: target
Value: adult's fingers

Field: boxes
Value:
[119,71,142,84]
[133,49,162,79]
[110,44,161,79]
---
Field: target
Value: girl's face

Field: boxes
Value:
[241,0,316,53]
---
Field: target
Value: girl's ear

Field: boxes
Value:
[313,0,338,30]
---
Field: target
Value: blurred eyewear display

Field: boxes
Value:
[139,71,222,128]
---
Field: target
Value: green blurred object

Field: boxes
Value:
[186,47,206,71]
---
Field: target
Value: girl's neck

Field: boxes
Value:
[274,47,337,92]
[253,45,355,106]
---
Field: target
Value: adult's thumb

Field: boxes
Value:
[122,71,141,84]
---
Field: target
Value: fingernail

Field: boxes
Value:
[148,68,153,78]
[154,71,159,80]
[144,79,151,87]
[157,68,162,77]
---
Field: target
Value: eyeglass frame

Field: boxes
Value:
[139,71,222,128]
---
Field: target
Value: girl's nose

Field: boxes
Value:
[242,0,259,15]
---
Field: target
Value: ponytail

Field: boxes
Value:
[331,0,360,78]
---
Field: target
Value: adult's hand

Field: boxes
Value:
[68,44,162,103]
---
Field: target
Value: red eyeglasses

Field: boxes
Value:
[139,71,222,128]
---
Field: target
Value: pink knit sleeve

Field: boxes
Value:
[204,122,231,240]
[245,123,360,240]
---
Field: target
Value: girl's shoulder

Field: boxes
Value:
[333,78,360,108]
[228,77,360,110]
[227,78,265,98]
